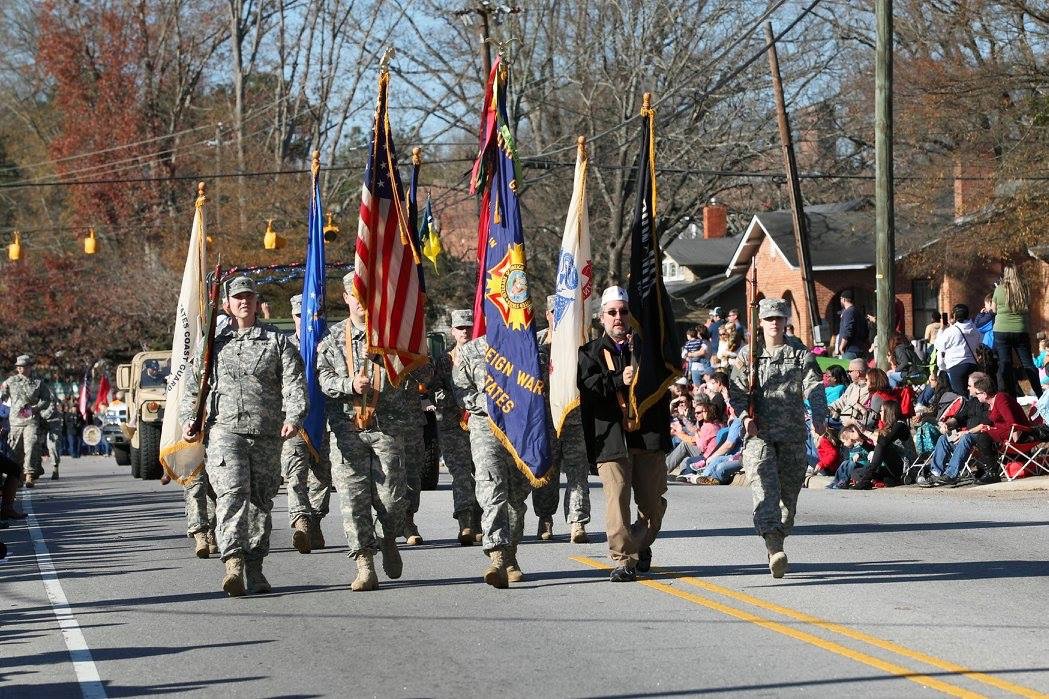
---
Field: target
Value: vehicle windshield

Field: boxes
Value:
[141,359,171,388]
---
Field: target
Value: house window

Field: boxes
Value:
[912,279,940,329]
[662,260,680,280]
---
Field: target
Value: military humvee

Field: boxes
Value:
[115,351,171,479]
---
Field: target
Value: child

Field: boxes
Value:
[824,365,848,405]
[828,425,871,489]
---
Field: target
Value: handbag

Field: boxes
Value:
[957,326,994,374]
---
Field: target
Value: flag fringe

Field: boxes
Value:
[553,399,580,438]
[159,439,206,486]
[485,417,556,489]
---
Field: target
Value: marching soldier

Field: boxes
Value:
[2,355,50,487]
[39,384,64,480]
[728,298,827,579]
[453,335,530,589]
[281,293,332,553]
[430,309,483,545]
[180,276,308,597]
[532,295,591,543]
[315,274,430,592]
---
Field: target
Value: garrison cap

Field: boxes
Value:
[600,286,629,307]
[226,276,257,297]
[290,294,303,316]
[450,309,473,328]
[758,298,790,320]
[15,354,32,367]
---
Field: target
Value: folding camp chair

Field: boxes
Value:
[998,424,1049,482]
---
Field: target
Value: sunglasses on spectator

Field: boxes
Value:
[605,309,629,317]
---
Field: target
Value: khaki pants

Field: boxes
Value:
[597,449,667,567]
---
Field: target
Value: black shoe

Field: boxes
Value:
[975,472,1000,485]
[609,565,637,583]
[51,471,59,480]
[931,474,957,486]
[637,547,652,573]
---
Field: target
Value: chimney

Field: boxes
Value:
[953,151,995,220]
[702,198,727,239]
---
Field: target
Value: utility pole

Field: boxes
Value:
[213,122,223,235]
[875,0,895,370]
[453,2,520,84]
[765,23,823,347]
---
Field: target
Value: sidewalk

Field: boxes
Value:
[807,473,1049,494]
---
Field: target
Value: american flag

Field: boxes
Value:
[352,70,426,386]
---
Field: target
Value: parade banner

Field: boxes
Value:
[352,63,427,387]
[469,60,501,339]
[299,154,328,460]
[472,56,553,487]
[159,184,208,484]
[627,95,680,422]
[549,137,593,436]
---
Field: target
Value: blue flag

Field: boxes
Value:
[475,58,552,487]
[407,151,427,293]
[300,164,328,458]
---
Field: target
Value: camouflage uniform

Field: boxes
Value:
[2,369,50,478]
[453,337,531,552]
[185,468,217,536]
[316,318,427,559]
[179,321,308,562]
[282,329,332,528]
[728,330,827,540]
[39,386,63,471]
[531,328,591,524]
[431,349,480,521]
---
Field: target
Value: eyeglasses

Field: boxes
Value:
[605,309,629,317]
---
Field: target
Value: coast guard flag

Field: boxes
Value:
[299,161,328,459]
[159,187,208,484]
[549,138,593,436]
[627,98,680,421]
[352,68,427,386]
[471,57,552,487]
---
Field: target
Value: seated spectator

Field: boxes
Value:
[677,396,727,478]
[668,394,696,451]
[684,416,745,485]
[911,405,941,459]
[852,400,912,488]
[916,370,948,408]
[814,430,842,475]
[829,358,870,428]
[708,370,732,418]
[824,365,848,405]
[888,332,927,387]
[670,377,689,401]
[828,425,871,489]
[920,372,1027,486]
[866,367,914,421]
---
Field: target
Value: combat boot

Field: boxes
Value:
[309,520,325,550]
[193,532,210,559]
[537,516,554,541]
[505,546,525,583]
[24,475,34,488]
[245,560,272,594]
[483,548,509,589]
[764,532,788,579]
[472,509,483,543]
[206,530,219,555]
[456,513,474,546]
[570,522,589,544]
[291,517,312,554]
[404,514,423,546]
[380,533,403,579]
[351,552,378,591]
[222,555,246,597]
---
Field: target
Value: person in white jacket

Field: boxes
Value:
[934,304,982,394]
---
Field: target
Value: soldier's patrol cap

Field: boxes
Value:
[15,354,32,367]
[759,298,790,320]
[226,276,257,297]
[342,272,354,289]
[290,294,303,316]
[450,309,473,328]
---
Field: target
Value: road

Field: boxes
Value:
[3,455,1049,698]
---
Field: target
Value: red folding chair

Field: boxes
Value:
[997,424,1049,482]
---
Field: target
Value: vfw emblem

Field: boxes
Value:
[486,243,533,331]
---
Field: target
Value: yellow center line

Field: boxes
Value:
[571,555,985,699]
[650,565,1047,699]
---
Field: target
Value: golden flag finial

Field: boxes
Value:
[311,150,320,179]
[577,135,586,157]
[641,92,652,114]
[195,182,206,209]
[412,146,422,167]
[380,47,395,73]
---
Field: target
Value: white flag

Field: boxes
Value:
[159,191,208,484]
[549,139,593,435]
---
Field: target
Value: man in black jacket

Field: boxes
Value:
[578,286,671,582]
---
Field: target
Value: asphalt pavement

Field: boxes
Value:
[3,455,1049,698]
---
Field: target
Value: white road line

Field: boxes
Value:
[22,489,108,699]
